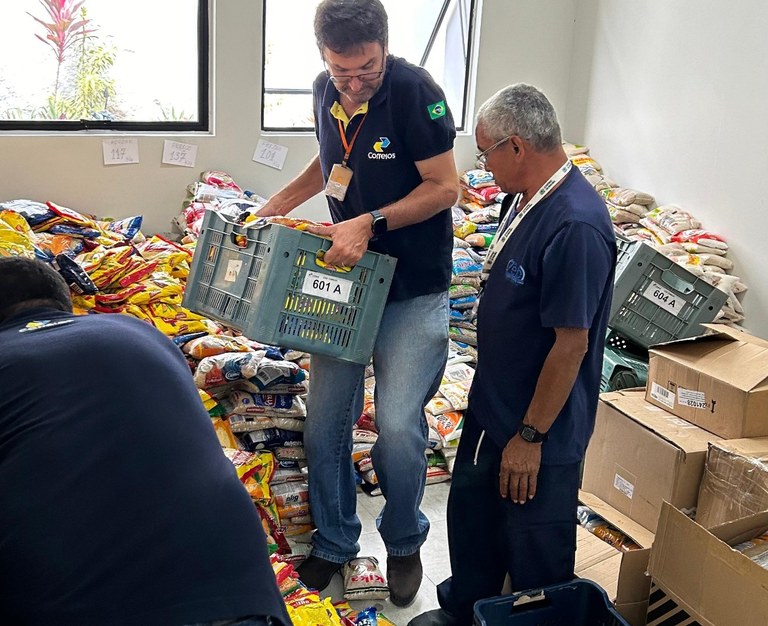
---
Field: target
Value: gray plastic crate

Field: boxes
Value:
[601,344,649,393]
[609,239,727,348]
[182,211,397,364]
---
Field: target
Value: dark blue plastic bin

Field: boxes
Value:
[473,580,629,626]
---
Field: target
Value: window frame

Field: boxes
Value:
[0,1,210,133]
[260,0,479,133]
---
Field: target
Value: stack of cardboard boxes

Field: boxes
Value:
[577,324,768,626]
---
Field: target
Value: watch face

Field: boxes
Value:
[520,425,536,442]
[519,424,548,443]
[372,215,387,235]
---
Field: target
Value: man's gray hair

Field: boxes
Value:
[477,84,562,152]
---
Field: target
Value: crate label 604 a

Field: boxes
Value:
[642,280,684,316]
[302,270,353,303]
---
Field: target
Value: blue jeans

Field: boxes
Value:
[305,291,449,563]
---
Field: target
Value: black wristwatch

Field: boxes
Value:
[369,210,388,237]
[518,422,548,443]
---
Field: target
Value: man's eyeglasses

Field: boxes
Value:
[327,68,384,86]
[326,49,386,86]
[476,136,511,166]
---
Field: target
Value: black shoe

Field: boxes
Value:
[296,555,342,591]
[407,608,460,626]
[387,549,423,607]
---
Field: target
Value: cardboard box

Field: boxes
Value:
[575,525,623,598]
[583,390,719,533]
[696,437,768,528]
[578,490,653,626]
[647,502,768,626]
[645,324,768,438]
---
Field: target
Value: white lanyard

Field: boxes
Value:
[481,160,572,280]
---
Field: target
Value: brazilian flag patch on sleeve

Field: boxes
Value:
[427,100,446,120]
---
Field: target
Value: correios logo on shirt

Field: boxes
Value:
[369,136,396,160]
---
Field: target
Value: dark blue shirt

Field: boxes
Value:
[313,55,456,301]
[0,308,290,626]
[470,168,616,465]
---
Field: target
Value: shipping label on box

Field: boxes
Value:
[648,501,768,626]
[583,390,718,533]
[645,324,768,438]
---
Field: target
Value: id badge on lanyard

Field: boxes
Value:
[326,164,354,201]
[481,160,572,282]
[325,113,368,202]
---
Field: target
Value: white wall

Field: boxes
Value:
[6,1,763,335]
[0,0,575,233]
[566,0,768,337]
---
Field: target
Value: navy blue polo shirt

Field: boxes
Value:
[313,55,456,301]
[0,308,290,626]
[469,168,616,465]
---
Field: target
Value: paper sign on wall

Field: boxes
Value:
[253,139,288,170]
[162,140,198,168]
[103,138,139,165]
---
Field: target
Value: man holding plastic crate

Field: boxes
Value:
[256,0,457,607]
[410,85,616,626]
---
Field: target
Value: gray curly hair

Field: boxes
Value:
[477,84,562,152]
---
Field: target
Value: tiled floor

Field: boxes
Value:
[293,482,452,625]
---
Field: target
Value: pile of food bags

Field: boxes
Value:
[564,143,748,327]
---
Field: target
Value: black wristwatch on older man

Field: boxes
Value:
[518,422,548,443]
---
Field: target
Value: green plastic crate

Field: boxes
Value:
[182,211,397,364]
[610,239,727,348]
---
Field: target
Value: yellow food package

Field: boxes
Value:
[453,220,477,239]
[243,475,272,504]
[211,417,239,449]
[199,389,217,411]
[107,258,158,289]
[71,294,96,313]
[88,247,134,288]
[0,210,35,237]
[0,211,36,258]
[123,303,209,336]
[0,229,35,258]
[93,230,126,248]
[77,245,109,271]
[126,275,184,306]
[287,597,343,626]
[136,235,193,263]
[149,302,209,333]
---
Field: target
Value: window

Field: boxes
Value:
[0,0,209,132]
[262,0,478,132]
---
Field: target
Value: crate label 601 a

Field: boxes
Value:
[302,270,353,303]
[642,280,684,316]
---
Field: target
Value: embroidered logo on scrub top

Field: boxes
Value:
[505,259,526,286]
[428,100,446,120]
[19,319,75,333]
[368,136,396,160]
